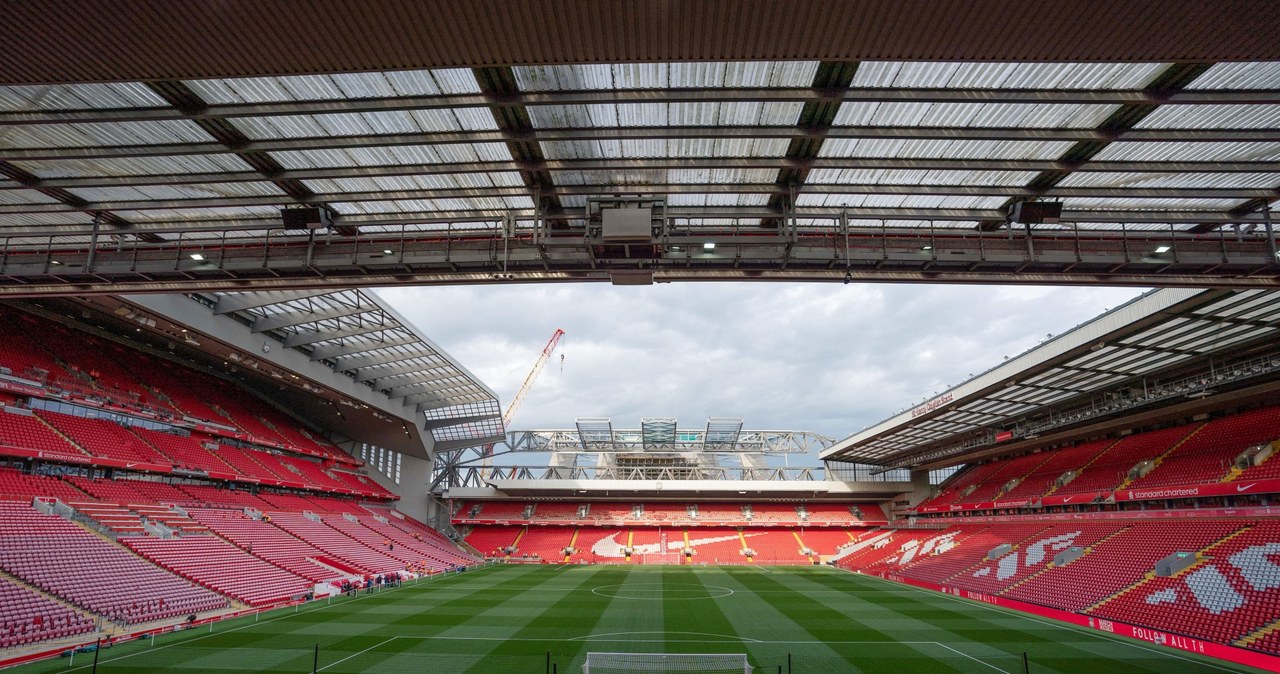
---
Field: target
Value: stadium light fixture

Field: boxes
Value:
[189,253,205,261]
[49,260,62,265]
[703,242,716,250]
[1153,244,1172,254]
[382,249,394,255]
[921,245,933,251]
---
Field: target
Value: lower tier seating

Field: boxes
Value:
[121,535,312,607]
[188,508,340,583]
[0,577,95,649]
[838,517,1280,658]
[0,503,227,624]
[269,512,403,574]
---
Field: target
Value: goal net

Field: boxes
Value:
[634,552,683,565]
[582,652,751,674]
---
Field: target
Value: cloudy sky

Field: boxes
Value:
[377,282,1146,448]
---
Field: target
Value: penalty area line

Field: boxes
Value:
[933,642,1012,674]
[316,636,398,672]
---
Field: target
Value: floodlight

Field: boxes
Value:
[189,253,205,261]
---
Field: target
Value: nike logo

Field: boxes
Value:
[1062,497,1073,503]
[1237,483,1258,492]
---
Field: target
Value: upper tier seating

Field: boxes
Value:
[36,411,171,467]
[804,504,859,524]
[0,409,88,461]
[130,428,236,476]
[475,502,527,519]
[533,503,581,520]
[1127,408,1280,488]
[919,463,1006,508]
[0,577,94,649]
[121,535,312,607]
[212,446,285,483]
[750,504,799,522]
[0,503,226,624]
[1000,441,1113,501]
[962,453,1052,503]
[1052,424,1199,496]
[187,508,340,583]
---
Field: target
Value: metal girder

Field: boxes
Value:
[423,413,502,431]
[213,289,334,314]
[249,303,371,333]
[300,331,412,355]
[385,378,474,398]
[4,158,1279,192]
[6,126,1279,163]
[332,349,446,372]
[4,183,1279,216]
[355,362,454,384]
[4,87,1278,126]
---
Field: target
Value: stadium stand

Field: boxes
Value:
[0,504,228,624]
[0,410,90,462]
[187,508,342,583]
[463,525,523,557]
[0,577,94,649]
[121,535,312,607]
[35,411,172,468]
[0,469,88,503]
[269,512,404,574]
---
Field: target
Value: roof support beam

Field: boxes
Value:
[6,182,1278,216]
[213,289,334,314]
[979,62,1215,231]
[333,350,446,372]
[306,334,417,358]
[250,304,371,332]
[472,66,564,223]
[763,61,859,228]
[10,126,1277,163]
[353,361,454,383]
[5,87,1278,126]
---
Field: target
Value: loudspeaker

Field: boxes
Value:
[1009,201,1062,224]
[281,207,334,230]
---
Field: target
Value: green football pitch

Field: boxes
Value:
[9,564,1262,674]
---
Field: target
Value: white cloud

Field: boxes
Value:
[377,283,1145,445]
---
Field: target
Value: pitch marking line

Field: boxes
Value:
[567,631,763,643]
[847,571,1245,674]
[590,582,735,600]
[934,642,1012,674]
[56,566,502,673]
[316,636,398,672]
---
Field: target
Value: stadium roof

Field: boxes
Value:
[1,2,1280,294]
[197,288,504,450]
[821,287,1280,468]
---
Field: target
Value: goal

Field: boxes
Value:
[582,652,751,674]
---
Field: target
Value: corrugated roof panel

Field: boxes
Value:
[112,205,283,221]
[0,81,168,111]
[852,62,1166,89]
[832,102,1118,129]
[1082,142,1280,163]
[0,188,60,205]
[527,104,619,129]
[66,182,284,203]
[807,168,1038,186]
[1059,172,1280,189]
[1137,104,1280,130]
[1059,196,1242,210]
[1186,62,1280,89]
[186,69,481,104]
[12,154,256,179]
[2,120,215,148]
[820,138,1075,160]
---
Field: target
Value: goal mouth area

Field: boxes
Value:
[582,651,751,674]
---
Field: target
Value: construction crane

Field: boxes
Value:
[481,329,564,475]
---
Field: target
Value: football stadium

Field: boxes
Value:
[2,2,1280,672]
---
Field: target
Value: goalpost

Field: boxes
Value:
[582,652,751,674]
